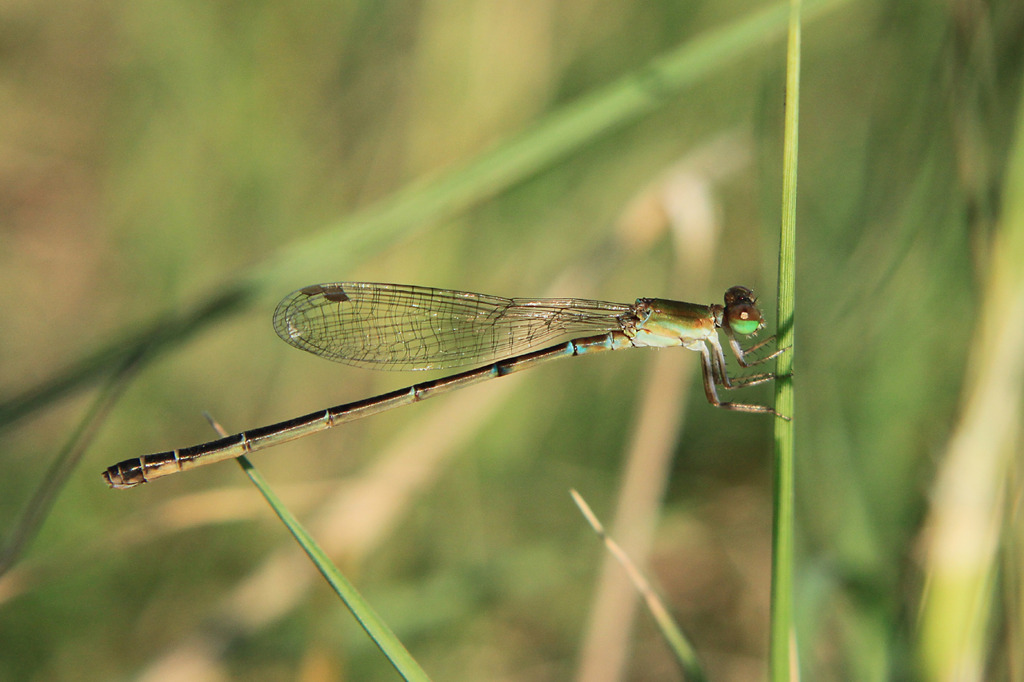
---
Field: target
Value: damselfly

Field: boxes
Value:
[103,283,785,488]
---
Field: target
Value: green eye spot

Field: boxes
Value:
[731,318,760,335]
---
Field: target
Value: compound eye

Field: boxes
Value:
[727,302,762,335]
[723,286,755,307]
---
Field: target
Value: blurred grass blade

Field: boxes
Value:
[0,347,147,576]
[199,414,431,681]
[770,0,801,680]
[571,490,706,682]
[0,286,249,433]
[916,62,1024,682]
[0,0,850,435]
[249,0,846,295]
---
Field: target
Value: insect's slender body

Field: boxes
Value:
[103,283,782,489]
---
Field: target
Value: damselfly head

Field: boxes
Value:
[722,286,763,336]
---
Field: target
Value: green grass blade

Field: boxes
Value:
[770,0,801,680]
[235,455,432,682]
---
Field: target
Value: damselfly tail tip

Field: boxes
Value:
[102,463,144,489]
[101,468,118,488]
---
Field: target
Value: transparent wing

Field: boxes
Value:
[272,282,637,370]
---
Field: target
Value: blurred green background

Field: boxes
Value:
[1,0,1022,680]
